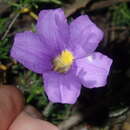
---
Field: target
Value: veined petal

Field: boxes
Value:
[11,31,52,74]
[43,71,81,104]
[36,8,69,52]
[76,52,112,88]
[69,15,103,58]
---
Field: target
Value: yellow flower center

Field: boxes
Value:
[52,50,74,73]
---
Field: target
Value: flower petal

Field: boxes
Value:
[43,71,81,104]
[76,52,112,88]
[36,9,69,52]
[69,15,103,58]
[11,31,52,74]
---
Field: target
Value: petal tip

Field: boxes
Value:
[48,97,77,104]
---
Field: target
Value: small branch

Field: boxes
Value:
[63,0,91,17]
[64,105,73,120]
[43,102,53,117]
[1,13,20,40]
[89,0,130,11]
[108,26,130,31]
[0,0,17,15]
[58,113,82,130]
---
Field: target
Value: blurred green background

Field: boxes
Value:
[0,0,130,130]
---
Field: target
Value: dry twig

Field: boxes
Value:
[89,0,130,11]
[1,13,20,40]
[0,0,17,15]
[63,0,91,17]
[43,102,53,117]
[58,113,82,130]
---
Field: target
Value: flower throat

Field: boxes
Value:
[52,50,74,73]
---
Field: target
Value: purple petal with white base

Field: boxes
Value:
[69,16,103,58]
[76,52,112,88]
[11,31,52,74]
[43,71,81,104]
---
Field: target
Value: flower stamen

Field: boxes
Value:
[53,50,74,73]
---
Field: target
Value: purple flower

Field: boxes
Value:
[11,9,112,104]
